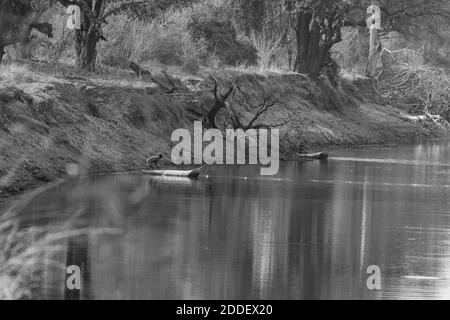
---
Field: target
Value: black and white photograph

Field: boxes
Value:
[1,0,450,305]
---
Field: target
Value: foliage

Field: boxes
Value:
[98,12,207,71]
[33,5,74,63]
[188,6,258,67]
[282,0,450,76]
[0,0,56,60]
[2,0,450,75]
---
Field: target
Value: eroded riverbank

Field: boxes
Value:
[1,67,447,200]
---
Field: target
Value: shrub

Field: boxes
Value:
[250,28,283,72]
[151,31,184,65]
[98,14,207,69]
[188,13,258,67]
[182,57,201,74]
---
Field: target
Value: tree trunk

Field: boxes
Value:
[75,28,100,72]
[293,12,334,77]
[365,28,382,78]
[0,46,5,63]
[74,0,106,72]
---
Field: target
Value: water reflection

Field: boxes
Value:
[14,140,450,299]
[64,236,90,300]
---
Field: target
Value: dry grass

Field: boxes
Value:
[225,64,295,75]
[0,218,59,299]
[0,63,59,84]
[0,64,37,83]
[0,180,64,299]
[0,60,143,86]
[250,28,284,73]
[0,179,121,300]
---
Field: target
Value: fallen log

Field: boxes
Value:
[399,113,445,125]
[129,62,187,94]
[297,152,329,161]
[425,113,445,127]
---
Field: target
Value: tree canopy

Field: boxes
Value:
[1,0,449,74]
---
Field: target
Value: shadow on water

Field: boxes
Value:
[8,140,450,300]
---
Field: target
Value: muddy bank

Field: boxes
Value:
[0,69,447,199]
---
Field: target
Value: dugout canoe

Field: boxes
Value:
[297,152,329,161]
[141,166,206,178]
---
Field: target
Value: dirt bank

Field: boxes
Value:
[0,66,447,199]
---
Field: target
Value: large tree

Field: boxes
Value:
[56,0,195,71]
[0,0,54,62]
[286,0,450,77]
[234,0,294,69]
[287,0,348,77]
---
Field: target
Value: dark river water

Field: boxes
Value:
[17,140,450,300]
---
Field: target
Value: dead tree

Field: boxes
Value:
[227,98,289,130]
[182,76,237,128]
[129,62,187,94]
[161,70,179,94]
[185,78,289,131]
[206,76,236,129]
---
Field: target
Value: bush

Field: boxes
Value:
[182,57,201,74]
[151,31,184,65]
[188,12,258,67]
[332,27,368,74]
[250,28,283,72]
[98,14,207,70]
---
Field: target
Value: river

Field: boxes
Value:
[16,139,450,300]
